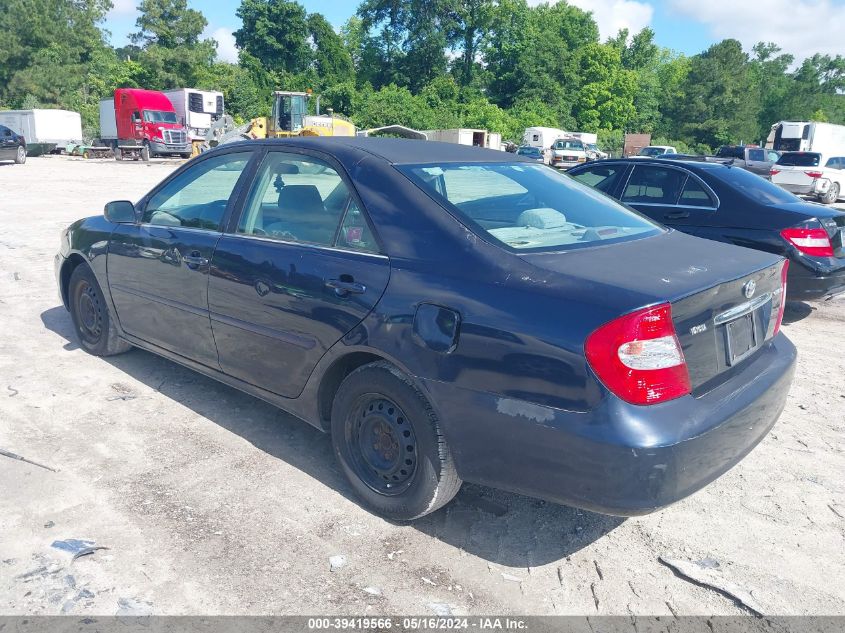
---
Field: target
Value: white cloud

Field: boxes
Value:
[208,27,239,64]
[107,0,137,18]
[668,0,845,63]
[566,0,654,41]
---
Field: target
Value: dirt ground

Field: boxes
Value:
[0,155,843,616]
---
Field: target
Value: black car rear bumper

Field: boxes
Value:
[788,259,845,299]
[422,334,796,516]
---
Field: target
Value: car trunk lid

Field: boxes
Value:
[518,230,786,393]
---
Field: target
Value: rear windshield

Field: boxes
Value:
[553,139,584,151]
[399,162,662,252]
[517,147,541,156]
[777,152,821,167]
[143,110,178,124]
[638,147,667,156]
[708,164,799,205]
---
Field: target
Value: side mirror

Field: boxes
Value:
[104,200,137,224]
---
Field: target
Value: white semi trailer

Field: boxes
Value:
[162,88,224,151]
[766,121,845,155]
[0,109,83,155]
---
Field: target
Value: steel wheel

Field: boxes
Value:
[346,395,418,495]
[74,278,103,344]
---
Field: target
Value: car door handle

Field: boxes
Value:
[665,211,690,219]
[182,252,209,268]
[326,278,366,297]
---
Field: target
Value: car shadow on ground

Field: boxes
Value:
[782,301,815,325]
[41,305,624,566]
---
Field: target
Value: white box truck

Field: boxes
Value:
[162,88,224,145]
[0,109,83,155]
[766,121,845,155]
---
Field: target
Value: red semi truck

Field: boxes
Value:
[99,88,191,161]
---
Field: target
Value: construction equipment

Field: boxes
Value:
[205,90,355,152]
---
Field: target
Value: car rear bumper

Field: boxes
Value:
[421,334,796,516]
[778,179,830,196]
[788,259,845,299]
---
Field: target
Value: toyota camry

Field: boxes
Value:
[55,138,796,521]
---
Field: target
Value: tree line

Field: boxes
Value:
[2,0,844,154]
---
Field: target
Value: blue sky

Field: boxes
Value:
[104,0,845,65]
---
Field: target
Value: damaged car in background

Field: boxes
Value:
[55,138,796,521]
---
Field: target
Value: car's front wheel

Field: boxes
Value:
[14,146,25,164]
[68,264,132,356]
[820,182,840,204]
[331,362,462,521]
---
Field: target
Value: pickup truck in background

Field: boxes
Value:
[714,145,782,178]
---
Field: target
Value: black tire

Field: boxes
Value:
[68,264,131,357]
[331,362,461,521]
[181,153,192,160]
[14,145,26,164]
[820,182,840,205]
[140,143,151,162]
[114,147,123,161]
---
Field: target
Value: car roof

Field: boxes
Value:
[579,157,730,173]
[225,136,521,166]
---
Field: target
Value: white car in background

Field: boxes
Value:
[637,145,677,157]
[771,151,845,205]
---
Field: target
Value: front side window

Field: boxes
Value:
[238,152,373,249]
[622,166,686,205]
[399,162,661,252]
[143,152,252,230]
[143,110,178,124]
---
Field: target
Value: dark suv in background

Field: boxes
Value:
[0,124,26,164]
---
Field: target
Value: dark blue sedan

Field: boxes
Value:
[569,158,845,300]
[55,138,796,520]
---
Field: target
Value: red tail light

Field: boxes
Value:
[780,227,834,257]
[770,169,780,176]
[804,171,824,179]
[773,259,789,336]
[585,303,691,405]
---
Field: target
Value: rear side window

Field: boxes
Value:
[825,157,842,169]
[679,177,715,207]
[571,164,625,194]
[747,149,764,161]
[400,162,661,252]
[622,166,686,205]
[777,152,821,167]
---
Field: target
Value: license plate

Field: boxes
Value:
[725,312,758,366]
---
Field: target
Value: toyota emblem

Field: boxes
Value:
[743,280,756,299]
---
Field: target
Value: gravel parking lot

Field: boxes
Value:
[1,156,844,616]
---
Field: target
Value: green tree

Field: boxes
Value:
[444,0,493,86]
[669,39,760,147]
[235,0,311,75]
[131,0,207,48]
[307,13,354,87]
[572,43,636,131]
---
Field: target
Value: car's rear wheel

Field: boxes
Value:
[331,362,461,521]
[68,264,132,356]
[14,146,26,164]
[820,182,840,204]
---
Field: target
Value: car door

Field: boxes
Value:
[0,126,15,160]
[745,148,769,175]
[208,149,390,399]
[620,164,716,233]
[107,149,256,366]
